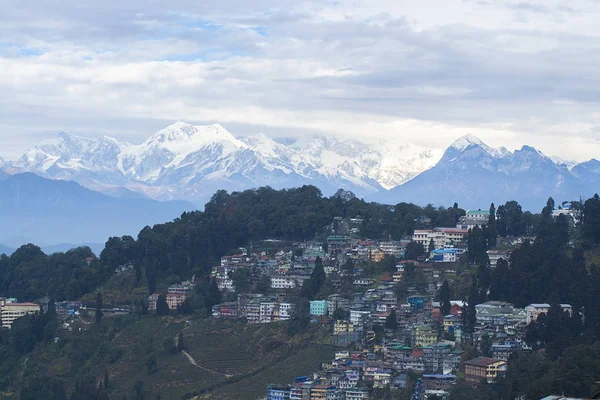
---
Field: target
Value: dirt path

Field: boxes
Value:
[176,334,233,378]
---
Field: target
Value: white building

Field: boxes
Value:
[525,303,573,324]
[413,228,468,251]
[271,276,297,290]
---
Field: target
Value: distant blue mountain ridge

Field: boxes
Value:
[0,173,195,246]
[371,136,599,211]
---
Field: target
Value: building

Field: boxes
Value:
[0,300,40,329]
[413,228,468,251]
[333,320,355,335]
[267,385,291,400]
[413,324,438,348]
[475,301,526,326]
[148,294,159,311]
[346,387,370,400]
[212,302,240,319]
[430,248,465,263]
[310,300,329,316]
[166,293,186,310]
[464,357,507,383]
[271,276,297,290]
[525,303,573,324]
[487,250,511,268]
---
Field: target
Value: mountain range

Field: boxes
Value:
[372,134,599,210]
[0,173,194,246]
[1,123,598,215]
[3,122,442,205]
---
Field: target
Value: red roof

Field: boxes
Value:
[465,357,505,367]
[411,349,424,358]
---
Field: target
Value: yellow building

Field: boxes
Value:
[333,320,354,335]
[413,324,438,347]
[464,357,507,383]
[1,301,40,329]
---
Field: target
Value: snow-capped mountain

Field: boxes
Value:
[372,135,598,210]
[10,122,442,205]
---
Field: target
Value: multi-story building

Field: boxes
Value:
[422,343,452,373]
[525,303,573,324]
[271,276,297,290]
[486,250,511,268]
[378,241,404,257]
[464,357,507,383]
[345,387,370,400]
[310,385,344,400]
[413,228,468,251]
[333,320,354,335]
[413,324,438,348]
[166,293,186,310]
[267,385,291,400]
[260,301,278,323]
[0,300,40,329]
[212,302,240,319]
[148,293,186,311]
[310,300,329,316]
[475,301,527,327]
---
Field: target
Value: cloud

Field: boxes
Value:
[1,0,600,162]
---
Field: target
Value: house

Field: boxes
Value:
[464,357,507,383]
[345,387,370,400]
[413,324,438,348]
[166,293,186,310]
[475,301,526,327]
[430,248,464,263]
[212,302,240,319]
[0,300,40,329]
[333,320,355,335]
[413,228,468,251]
[487,250,511,268]
[525,303,573,324]
[271,276,297,290]
[147,294,159,311]
[267,385,291,400]
[310,300,329,316]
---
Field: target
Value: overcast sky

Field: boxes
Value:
[1,0,600,161]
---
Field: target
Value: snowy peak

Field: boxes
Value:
[450,134,486,151]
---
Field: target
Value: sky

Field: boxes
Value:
[1,0,600,162]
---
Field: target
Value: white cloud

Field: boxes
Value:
[1,0,600,162]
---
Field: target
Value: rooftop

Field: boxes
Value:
[464,357,505,367]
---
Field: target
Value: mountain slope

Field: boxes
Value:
[0,173,195,245]
[372,135,595,210]
[8,123,442,204]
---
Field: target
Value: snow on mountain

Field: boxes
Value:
[9,122,443,204]
[373,134,595,210]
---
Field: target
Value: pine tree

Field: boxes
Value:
[177,332,184,352]
[440,280,451,316]
[385,309,397,331]
[103,370,110,389]
[486,203,497,248]
[95,292,103,324]
[156,295,169,315]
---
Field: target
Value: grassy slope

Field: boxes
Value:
[24,316,335,400]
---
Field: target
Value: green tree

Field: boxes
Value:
[155,295,169,315]
[486,203,497,248]
[405,241,424,260]
[439,279,451,316]
[95,292,103,324]
[385,309,397,331]
[146,352,157,374]
[162,337,177,355]
[177,332,184,352]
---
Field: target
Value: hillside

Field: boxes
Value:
[17,316,335,400]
